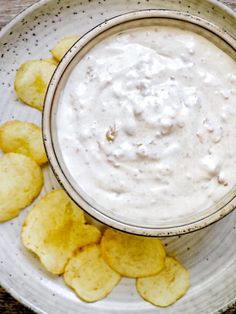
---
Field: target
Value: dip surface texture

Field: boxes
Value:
[57,26,236,221]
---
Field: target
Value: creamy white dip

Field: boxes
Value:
[57,26,236,221]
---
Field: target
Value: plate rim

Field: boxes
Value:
[0,0,236,313]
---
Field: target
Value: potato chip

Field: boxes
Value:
[21,189,101,274]
[101,229,166,278]
[0,120,47,165]
[136,257,190,307]
[43,58,59,66]
[14,60,56,111]
[51,36,79,61]
[0,153,43,222]
[64,244,121,302]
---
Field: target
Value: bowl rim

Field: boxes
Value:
[43,8,236,237]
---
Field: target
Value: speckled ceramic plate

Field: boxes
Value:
[0,0,236,313]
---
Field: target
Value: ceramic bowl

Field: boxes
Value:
[43,9,236,236]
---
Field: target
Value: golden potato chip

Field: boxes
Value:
[0,153,43,222]
[51,36,79,61]
[0,120,47,165]
[136,257,190,307]
[64,244,121,302]
[101,229,166,278]
[14,60,56,111]
[22,189,101,274]
[43,58,59,66]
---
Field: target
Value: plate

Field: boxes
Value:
[0,0,236,313]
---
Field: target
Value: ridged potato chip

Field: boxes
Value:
[64,244,121,302]
[136,257,190,307]
[14,60,56,110]
[0,120,47,165]
[51,36,79,61]
[22,189,101,274]
[101,229,166,278]
[0,153,43,222]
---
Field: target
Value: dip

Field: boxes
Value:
[57,26,236,221]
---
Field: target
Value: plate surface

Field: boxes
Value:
[0,0,236,313]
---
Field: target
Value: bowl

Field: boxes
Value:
[43,8,236,237]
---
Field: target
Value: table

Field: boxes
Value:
[1,0,236,313]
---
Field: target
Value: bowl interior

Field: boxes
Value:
[43,10,236,236]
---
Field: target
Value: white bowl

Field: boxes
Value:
[43,9,236,236]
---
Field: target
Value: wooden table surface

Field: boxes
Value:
[1,0,236,313]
